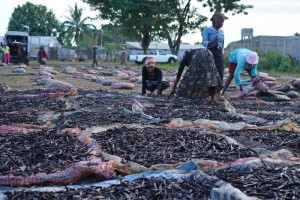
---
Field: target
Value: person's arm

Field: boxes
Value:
[233,60,245,90]
[201,28,210,48]
[250,65,258,85]
[142,67,147,95]
[201,28,218,48]
[172,55,188,92]
[250,65,258,78]
[155,68,163,93]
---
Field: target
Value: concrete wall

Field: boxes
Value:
[227,36,300,60]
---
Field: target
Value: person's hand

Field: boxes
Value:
[239,85,244,91]
[151,89,159,96]
[213,36,219,42]
[253,80,269,91]
[169,89,176,97]
[252,77,259,86]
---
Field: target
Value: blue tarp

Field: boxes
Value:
[0,161,256,200]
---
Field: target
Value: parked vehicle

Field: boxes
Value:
[2,31,30,65]
[129,50,178,64]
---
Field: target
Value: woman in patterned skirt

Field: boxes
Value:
[170,48,223,102]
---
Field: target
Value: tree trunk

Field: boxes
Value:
[141,32,151,54]
[167,33,182,56]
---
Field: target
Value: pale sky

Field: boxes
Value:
[0,0,299,47]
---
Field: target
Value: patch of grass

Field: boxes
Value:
[265,69,300,77]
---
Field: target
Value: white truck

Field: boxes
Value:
[129,49,178,64]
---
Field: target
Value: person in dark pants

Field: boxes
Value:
[120,47,127,66]
[170,48,223,103]
[142,57,170,96]
[201,13,225,100]
[92,46,98,68]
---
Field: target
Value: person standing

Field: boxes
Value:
[120,47,127,66]
[37,46,48,65]
[221,48,260,96]
[142,57,170,96]
[201,13,225,100]
[170,48,223,103]
[92,46,98,68]
[0,42,4,63]
[2,44,10,65]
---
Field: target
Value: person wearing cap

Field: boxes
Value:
[201,13,225,101]
[142,57,170,96]
[221,48,260,96]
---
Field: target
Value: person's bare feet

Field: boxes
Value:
[208,99,222,105]
[214,94,225,101]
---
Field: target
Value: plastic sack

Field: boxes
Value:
[36,79,74,90]
[12,67,26,73]
[253,79,269,91]
[111,82,134,90]
[87,69,98,74]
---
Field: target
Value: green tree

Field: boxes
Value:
[101,42,123,62]
[162,0,252,55]
[157,0,207,55]
[7,2,61,36]
[294,32,300,36]
[198,0,253,14]
[101,24,129,44]
[82,0,252,54]
[61,3,96,47]
[83,0,167,53]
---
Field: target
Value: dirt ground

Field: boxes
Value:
[0,60,299,95]
[0,61,142,92]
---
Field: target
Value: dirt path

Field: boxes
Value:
[0,62,299,95]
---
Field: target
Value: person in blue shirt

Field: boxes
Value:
[201,13,225,100]
[221,48,260,96]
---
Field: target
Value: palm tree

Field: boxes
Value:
[61,3,96,47]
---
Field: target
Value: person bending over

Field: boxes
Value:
[170,48,223,102]
[221,48,260,96]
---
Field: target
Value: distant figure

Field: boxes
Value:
[2,44,10,65]
[74,53,77,62]
[0,42,3,63]
[37,46,48,65]
[120,47,127,66]
[142,57,170,96]
[21,37,27,44]
[92,46,98,68]
[18,44,28,65]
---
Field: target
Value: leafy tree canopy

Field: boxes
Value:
[61,3,97,47]
[82,0,168,53]
[198,0,253,14]
[7,2,61,36]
